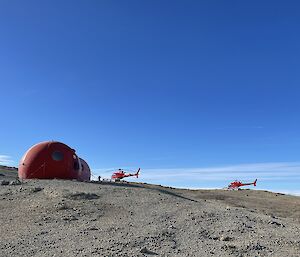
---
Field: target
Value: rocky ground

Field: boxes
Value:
[0,169,299,257]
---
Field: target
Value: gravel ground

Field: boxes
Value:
[0,170,299,257]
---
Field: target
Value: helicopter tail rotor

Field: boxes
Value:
[136,168,141,178]
[253,179,257,186]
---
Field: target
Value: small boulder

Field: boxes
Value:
[220,235,232,241]
[0,180,9,185]
[269,220,285,227]
[140,247,158,255]
[9,179,22,185]
[31,187,43,193]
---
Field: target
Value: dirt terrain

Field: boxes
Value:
[0,169,299,257]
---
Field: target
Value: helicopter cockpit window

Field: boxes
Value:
[52,151,64,161]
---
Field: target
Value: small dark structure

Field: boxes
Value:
[18,141,91,181]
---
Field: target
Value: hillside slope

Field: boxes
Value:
[0,165,18,181]
[0,171,299,256]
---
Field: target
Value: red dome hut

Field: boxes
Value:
[19,141,91,181]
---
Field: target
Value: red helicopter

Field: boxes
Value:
[111,168,141,181]
[227,179,257,190]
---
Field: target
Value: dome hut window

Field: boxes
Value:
[52,151,64,161]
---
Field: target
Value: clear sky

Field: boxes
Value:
[1,1,299,194]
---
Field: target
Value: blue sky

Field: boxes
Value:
[1,1,300,194]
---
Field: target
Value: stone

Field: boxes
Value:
[9,179,22,185]
[0,180,9,185]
